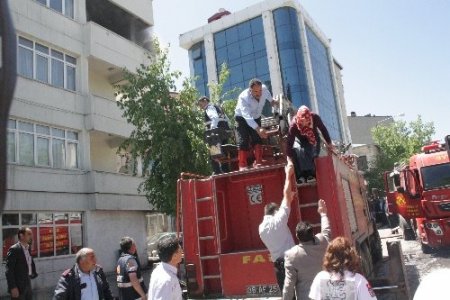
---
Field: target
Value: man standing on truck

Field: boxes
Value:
[235,78,277,170]
[259,163,296,291]
[197,96,230,174]
[282,199,331,299]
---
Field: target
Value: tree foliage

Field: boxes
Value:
[364,116,435,191]
[116,41,210,215]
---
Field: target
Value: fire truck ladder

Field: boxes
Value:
[193,179,223,296]
[297,181,322,230]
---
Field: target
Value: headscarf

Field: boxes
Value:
[295,106,316,145]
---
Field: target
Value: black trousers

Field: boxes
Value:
[11,284,32,300]
[211,137,230,174]
[235,116,262,151]
[273,257,286,292]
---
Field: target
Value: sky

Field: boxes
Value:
[152,0,449,140]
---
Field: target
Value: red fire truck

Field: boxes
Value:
[385,136,450,253]
[177,117,384,297]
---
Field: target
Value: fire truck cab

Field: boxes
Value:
[385,136,450,253]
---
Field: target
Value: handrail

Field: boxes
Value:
[0,1,17,211]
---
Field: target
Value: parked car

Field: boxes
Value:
[147,232,183,265]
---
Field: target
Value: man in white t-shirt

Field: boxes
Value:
[309,270,377,300]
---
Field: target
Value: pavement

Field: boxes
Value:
[379,227,450,298]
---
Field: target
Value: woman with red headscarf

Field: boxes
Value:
[286,106,332,183]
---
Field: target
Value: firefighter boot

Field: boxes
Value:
[238,150,249,171]
[253,144,263,168]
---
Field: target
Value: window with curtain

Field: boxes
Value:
[7,119,79,169]
[17,36,76,91]
[35,0,74,19]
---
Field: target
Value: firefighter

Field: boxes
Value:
[197,96,230,174]
[286,106,332,183]
[235,78,277,171]
[116,237,147,300]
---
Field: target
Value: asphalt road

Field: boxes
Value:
[379,228,450,299]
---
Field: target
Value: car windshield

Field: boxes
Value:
[421,163,450,191]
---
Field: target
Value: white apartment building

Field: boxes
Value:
[1,0,155,296]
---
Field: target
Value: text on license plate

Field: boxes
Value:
[246,284,280,296]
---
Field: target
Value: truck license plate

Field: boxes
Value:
[246,284,280,296]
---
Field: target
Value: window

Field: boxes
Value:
[7,119,79,169]
[421,163,450,191]
[17,36,76,91]
[306,26,342,141]
[212,16,270,99]
[35,0,74,18]
[357,155,368,171]
[273,7,311,110]
[2,212,83,259]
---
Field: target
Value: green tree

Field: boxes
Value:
[364,116,435,191]
[116,41,210,215]
[208,63,240,126]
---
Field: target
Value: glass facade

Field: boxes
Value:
[189,42,209,97]
[213,16,271,100]
[306,26,342,141]
[273,7,310,108]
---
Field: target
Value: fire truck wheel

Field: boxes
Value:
[421,242,435,254]
[360,242,373,276]
[369,227,383,264]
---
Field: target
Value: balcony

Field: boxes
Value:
[85,21,150,74]
[90,170,150,210]
[5,165,150,211]
[86,94,133,137]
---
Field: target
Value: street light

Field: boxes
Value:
[376,113,405,125]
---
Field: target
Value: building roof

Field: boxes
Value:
[347,115,393,145]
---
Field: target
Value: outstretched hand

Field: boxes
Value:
[318,199,327,214]
[283,162,296,205]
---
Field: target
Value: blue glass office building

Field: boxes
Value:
[180,1,348,142]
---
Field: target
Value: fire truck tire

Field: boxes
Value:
[421,242,434,254]
[360,242,373,277]
[369,226,383,264]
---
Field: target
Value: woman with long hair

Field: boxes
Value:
[309,237,377,300]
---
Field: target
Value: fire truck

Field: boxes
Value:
[384,135,450,253]
[176,102,398,298]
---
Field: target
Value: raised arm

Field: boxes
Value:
[317,199,331,242]
[282,162,296,208]
[313,114,332,145]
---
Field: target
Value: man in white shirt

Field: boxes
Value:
[259,163,296,291]
[148,235,183,300]
[235,78,276,170]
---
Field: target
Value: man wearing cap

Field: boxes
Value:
[197,96,230,174]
